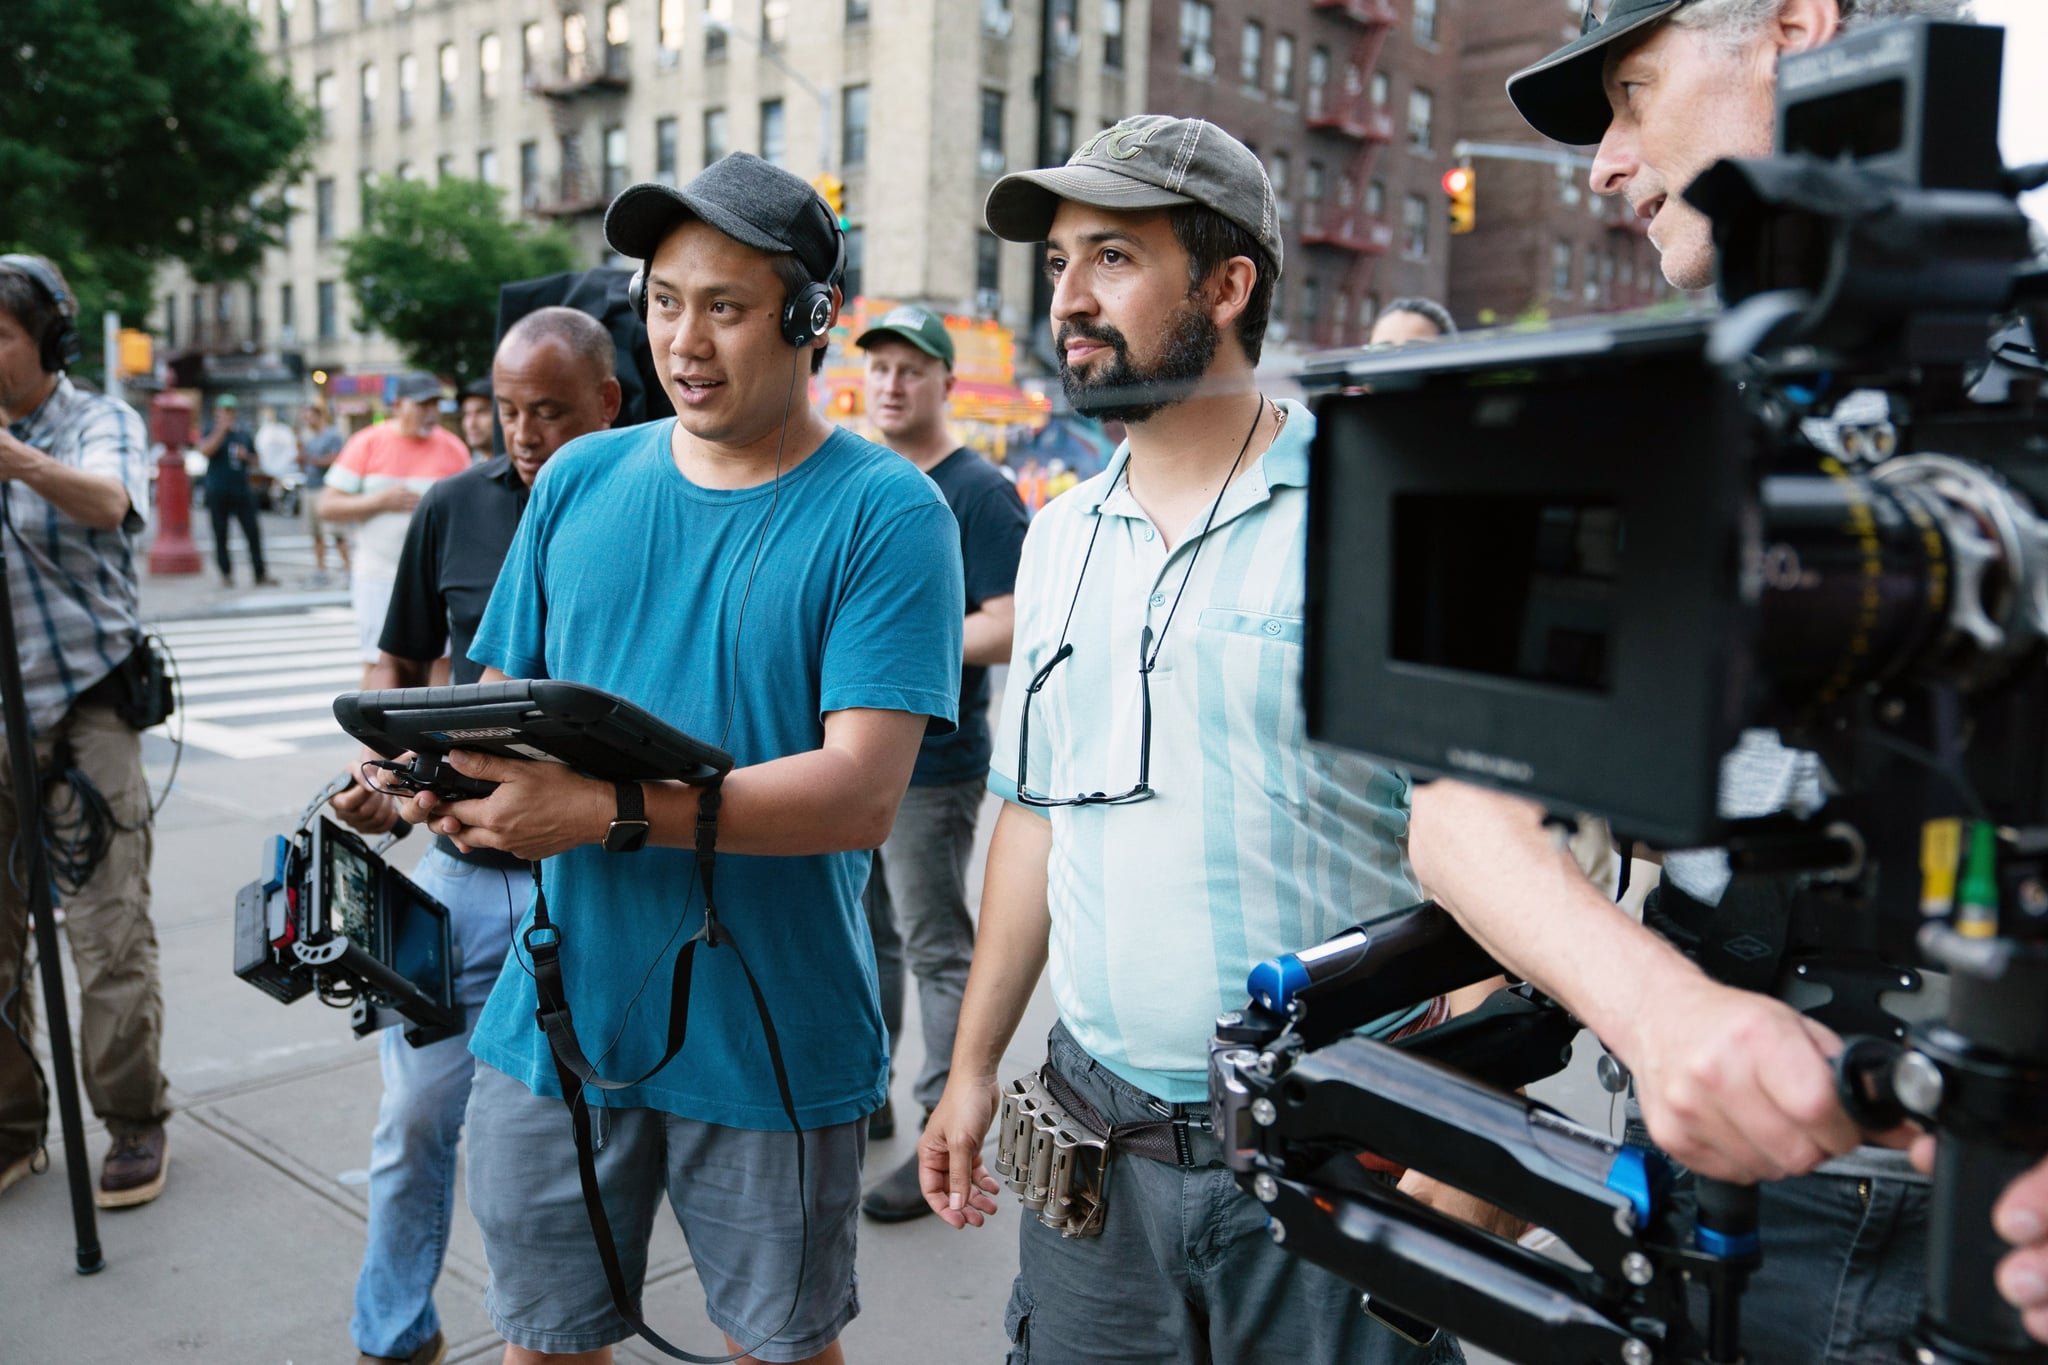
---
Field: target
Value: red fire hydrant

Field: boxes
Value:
[147,393,203,575]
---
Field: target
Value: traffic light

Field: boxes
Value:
[813,173,848,230]
[1443,166,1475,235]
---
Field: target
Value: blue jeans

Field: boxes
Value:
[350,847,521,1359]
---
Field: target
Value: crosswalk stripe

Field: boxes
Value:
[166,631,358,662]
[150,607,353,640]
[174,648,364,680]
[177,665,362,699]
[181,689,347,721]
[159,717,300,760]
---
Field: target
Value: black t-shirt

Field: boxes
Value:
[206,427,256,495]
[915,447,1029,786]
[381,453,532,869]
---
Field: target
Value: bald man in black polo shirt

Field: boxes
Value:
[329,306,621,1365]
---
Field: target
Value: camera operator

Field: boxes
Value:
[916,116,1462,1365]
[0,253,171,1209]
[326,307,621,1365]
[1404,3,1974,1360]
[405,154,964,1364]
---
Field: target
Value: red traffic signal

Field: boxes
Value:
[1442,166,1476,234]
[1441,168,1473,195]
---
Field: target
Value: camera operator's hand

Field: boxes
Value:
[415,749,610,862]
[1911,1140,2048,1342]
[329,750,404,836]
[918,1078,1002,1229]
[1627,974,1865,1183]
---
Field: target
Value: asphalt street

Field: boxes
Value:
[0,512,1600,1363]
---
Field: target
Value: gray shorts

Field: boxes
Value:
[465,1062,866,1360]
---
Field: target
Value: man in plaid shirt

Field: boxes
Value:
[0,254,171,1210]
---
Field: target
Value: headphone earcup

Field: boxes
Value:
[627,267,649,322]
[781,282,833,350]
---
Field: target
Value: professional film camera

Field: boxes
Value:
[232,777,462,1047]
[1211,20,2048,1365]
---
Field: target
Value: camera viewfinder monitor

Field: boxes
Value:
[1302,318,1756,848]
[309,818,456,1017]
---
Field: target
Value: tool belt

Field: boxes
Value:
[994,1059,1208,1240]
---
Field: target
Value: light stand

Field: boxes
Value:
[0,489,104,1274]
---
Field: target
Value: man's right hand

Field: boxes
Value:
[329,758,404,836]
[378,485,422,514]
[919,1077,1003,1229]
[1623,973,1872,1183]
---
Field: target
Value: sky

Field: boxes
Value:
[1977,0,2048,227]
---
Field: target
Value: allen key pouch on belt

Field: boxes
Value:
[994,1060,1203,1239]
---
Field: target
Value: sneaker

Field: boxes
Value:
[868,1097,894,1141]
[95,1124,167,1208]
[0,1140,43,1199]
[254,574,281,588]
[219,572,235,588]
[358,1330,447,1365]
[860,1148,933,1223]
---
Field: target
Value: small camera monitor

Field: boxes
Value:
[308,818,456,1016]
[1302,316,1757,847]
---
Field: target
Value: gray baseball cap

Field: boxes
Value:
[392,372,443,403]
[1508,0,1694,146]
[604,152,840,285]
[984,115,1283,275]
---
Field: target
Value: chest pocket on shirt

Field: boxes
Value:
[1195,606,1312,805]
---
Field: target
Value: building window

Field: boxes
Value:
[760,98,785,166]
[1584,245,1600,302]
[704,107,728,166]
[1302,275,1320,326]
[164,295,176,349]
[522,22,544,89]
[979,89,1005,175]
[843,225,865,299]
[1305,159,1326,202]
[520,140,540,208]
[1307,45,1329,116]
[976,232,1002,297]
[359,0,372,19]
[1366,178,1385,216]
[846,0,870,21]
[1599,251,1616,305]
[359,62,377,131]
[438,42,458,115]
[314,0,334,34]
[604,2,629,75]
[1179,1,1214,76]
[479,33,501,106]
[1052,108,1075,165]
[1556,161,1580,206]
[189,291,201,344]
[1552,240,1572,294]
[1052,0,1078,56]
[563,12,589,81]
[313,70,336,136]
[431,153,450,181]
[279,284,294,340]
[398,52,418,124]
[1239,20,1262,91]
[1408,87,1434,152]
[762,0,788,47]
[1402,194,1428,259]
[982,0,1012,38]
[315,176,335,242]
[361,171,377,228]
[478,147,500,184]
[395,160,416,182]
[317,280,338,341]
[656,116,678,184]
[277,0,292,47]
[1272,33,1294,101]
[1414,0,1440,46]
[706,0,730,60]
[602,125,628,197]
[660,0,685,62]
[559,131,583,200]
[1270,151,1291,220]
[843,85,869,167]
[1371,69,1389,108]
[1103,0,1124,69]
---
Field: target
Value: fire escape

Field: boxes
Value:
[1301,0,1399,347]
[533,5,631,218]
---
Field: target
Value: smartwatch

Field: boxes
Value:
[603,780,651,853]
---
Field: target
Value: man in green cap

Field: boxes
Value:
[1404,3,1978,1360]
[851,305,1028,1222]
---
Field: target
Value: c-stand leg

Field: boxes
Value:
[0,498,104,1274]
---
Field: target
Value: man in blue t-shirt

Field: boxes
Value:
[850,305,1028,1223]
[404,154,963,1365]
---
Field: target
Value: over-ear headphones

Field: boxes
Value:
[626,199,846,351]
[0,254,83,373]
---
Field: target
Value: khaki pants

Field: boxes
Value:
[0,704,168,1148]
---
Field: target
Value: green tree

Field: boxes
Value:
[342,177,582,387]
[0,0,314,331]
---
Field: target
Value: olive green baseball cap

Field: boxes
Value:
[855,304,956,367]
[984,114,1283,274]
[1508,0,1694,146]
